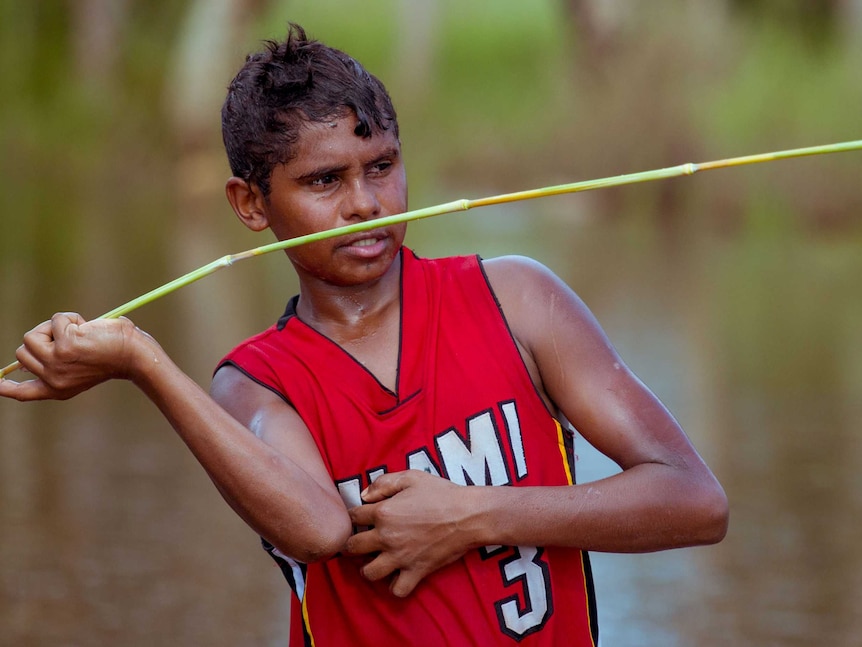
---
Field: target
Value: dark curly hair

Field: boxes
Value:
[221,23,399,196]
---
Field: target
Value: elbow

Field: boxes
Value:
[277,511,353,564]
[691,478,729,546]
[302,526,352,563]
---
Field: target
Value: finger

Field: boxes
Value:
[52,311,87,330]
[359,552,400,583]
[344,526,380,556]
[361,471,413,503]
[50,312,86,349]
[23,318,55,337]
[15,344,45,377]
[347,501,378,527]
[390,568,424,598]
[20,319,59,366]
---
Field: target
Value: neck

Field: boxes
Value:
[294,253,402,337]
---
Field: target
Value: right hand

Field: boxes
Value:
[0,312,155,401]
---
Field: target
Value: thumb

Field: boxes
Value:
[0,375,53,402]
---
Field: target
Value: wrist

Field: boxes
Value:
[458,484,499,550]
[122,324,168,384]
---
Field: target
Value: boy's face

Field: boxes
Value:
[262,114,408,288]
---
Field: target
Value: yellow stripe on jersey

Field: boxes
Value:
[556,419,599,646]
[302,583,316,647]
[555,419,575,486]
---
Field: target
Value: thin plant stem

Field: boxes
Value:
[2,139,861,379]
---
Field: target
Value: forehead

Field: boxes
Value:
[287,115,400,170]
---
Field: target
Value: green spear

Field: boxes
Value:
[2,138,861,380]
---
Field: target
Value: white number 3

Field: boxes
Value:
[486,545,553,640]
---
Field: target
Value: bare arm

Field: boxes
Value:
[471,255,729,550]
[348,256,727,595]
[0,313,351,563]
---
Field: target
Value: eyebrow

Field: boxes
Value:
[290,146,401,183]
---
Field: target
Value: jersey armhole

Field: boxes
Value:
[476,257,560,420]
[215,359,296,408]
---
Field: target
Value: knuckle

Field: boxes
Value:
[42,374,67,391]
[53,343,74,361]
[375,502,396,525]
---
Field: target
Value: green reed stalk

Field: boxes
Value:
[2,138,861,379]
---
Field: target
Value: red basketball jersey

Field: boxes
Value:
[220,248,599,646]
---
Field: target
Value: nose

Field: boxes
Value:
[345,177,381,221]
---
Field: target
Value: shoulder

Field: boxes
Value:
[481,254,612,363]
[481,254,559,289]
[481,255,593,322]
[211,363,289,422]
[215,300,302,396]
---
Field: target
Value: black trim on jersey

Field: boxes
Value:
[560,422,577,481]
[273,259,408,401]
[377,388,421,415]
[261,538,315,647]
[395,246,406,399]
[582,550,600,646]
[479,544,508,558]
[276,294,300,331]
[260,537,305,597]
[476,256,559,421]
[215,360,296,408]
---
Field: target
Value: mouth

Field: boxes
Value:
[339,228,389,249]
[335,228,395,258]
[351,237,380,248]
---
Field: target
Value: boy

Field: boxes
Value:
[1,24,727,646]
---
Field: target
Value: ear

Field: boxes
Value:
[225,177,270,232]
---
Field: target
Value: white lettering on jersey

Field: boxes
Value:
[406,448,442,476]
[435,410,511,486]
[500,400,527,480]
[336,477,363,508]
[367,467,386,484]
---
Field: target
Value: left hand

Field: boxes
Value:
[345,470,478,597]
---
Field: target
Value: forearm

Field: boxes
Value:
[465,462,728,553]
[129,342,351,562]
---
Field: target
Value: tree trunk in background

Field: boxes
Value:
[393,0,440,108]
[70,0,131,333]
[561,0,624,84]
[560,0,700,236]
[70,0,131,93]
[165,0,267,380]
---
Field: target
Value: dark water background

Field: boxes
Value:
[2,2,862,645]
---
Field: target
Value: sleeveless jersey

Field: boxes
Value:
[219,247,599,646]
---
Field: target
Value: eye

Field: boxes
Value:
[310,174,338,187]
[369,161,392,176]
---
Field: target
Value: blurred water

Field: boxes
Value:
[2,194,861,645]
[2,2,862,643]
